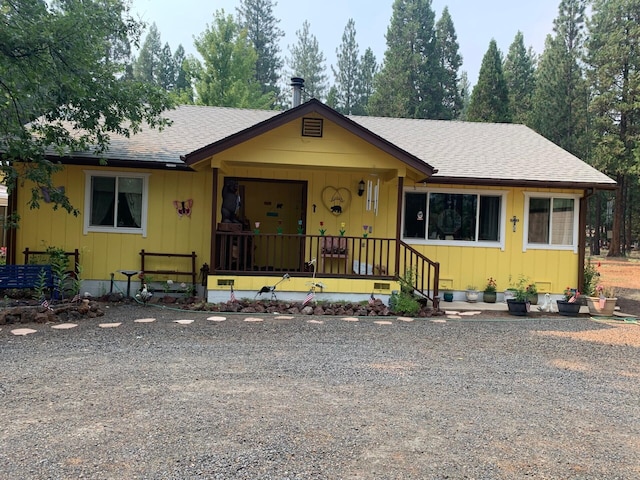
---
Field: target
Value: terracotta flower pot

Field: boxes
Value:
[586,297,617,317]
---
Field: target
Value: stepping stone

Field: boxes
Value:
[307,319,324,324]
[174,319,194,325]
[134,318,156,323]
[444,310,460,315]
[11,328,37,336]
[446,315,462,319]
[207,316,227,322]
[342,317,359,322]
[432,319,447,323]
[396,317,414,322]
[244,317,263,322]
[51,323,77,330]
[99,323,121,328]
[459,311,482,316]
[273,315,294,320]
[374,320,393,325]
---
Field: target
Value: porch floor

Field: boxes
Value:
[442,300,590,314]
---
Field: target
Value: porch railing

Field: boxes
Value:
[214,232,439,306]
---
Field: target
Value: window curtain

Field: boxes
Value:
[91,177,115,226]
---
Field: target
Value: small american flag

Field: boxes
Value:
[302,289,314,306]
[41,299,52,311]
[369,292,376,305]
[230,286,237,303]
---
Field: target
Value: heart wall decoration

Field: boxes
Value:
[321,186,352,215]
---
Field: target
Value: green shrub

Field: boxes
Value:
[390,291,420,315]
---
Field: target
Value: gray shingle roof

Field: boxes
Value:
[64,103,615,188]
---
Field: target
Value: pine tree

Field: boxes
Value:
[354,48,377,115]
[287,21,328,102]
[237,0,284,105]
[503,31,536,125]
[587,0,640,256]
[458,70,471,120]
[134,23,162,84]
[157,43,175,91]
[435,7,462,120]
[193,10,273,108]
[467,39,511,122]
[172,45,193,103]
[369,0,442,118]
[530,0,588,157]
[332,19,360,114]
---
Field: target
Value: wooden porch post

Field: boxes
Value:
[578,191,588,293]
[210,168,219,271]
[394,177,404,276]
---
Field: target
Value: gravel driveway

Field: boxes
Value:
[1,305,639,479]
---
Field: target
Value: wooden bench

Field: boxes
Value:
[320,236,348,273]
[139,250,197,291]
[0,264,53,289]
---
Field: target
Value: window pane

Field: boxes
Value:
[479,196,501,241]
[428,193,476,241]
[91,177,115,226]
[116,178,142,228]
[404,193,427,238]
[528,198,550,243]
[551,198,574,245]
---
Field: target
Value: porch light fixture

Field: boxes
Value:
[358,179,365,197]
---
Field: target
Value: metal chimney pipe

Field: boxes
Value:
[290,77,304,107]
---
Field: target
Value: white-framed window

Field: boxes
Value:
[402,188,507,249]
[83,170,150,237]
[523,192,579,252]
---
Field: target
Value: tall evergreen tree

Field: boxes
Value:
[458,70,471,120]
[587,0,640,256]
[133,23,162,84]
[172,45,193,103]
[435,7,462,120]
[157,42,175,91]
[354,47,377,115]
[530,0,588,157]
[332,19,360,114]
[503,31,536,125]
[237,0,284,106]
[467,39,511,122]
[193,10,273,108]
[368,0,442,118]
[287,21,328,102]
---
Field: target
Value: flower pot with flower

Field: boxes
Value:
[587,284,617,316]
[483,277,497,303]
[506,275,530,316]
[526,283,538,305]
[557,287,582,316]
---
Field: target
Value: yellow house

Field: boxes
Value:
[8,98,616,305]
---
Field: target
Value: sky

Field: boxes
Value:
[130,0,561,88]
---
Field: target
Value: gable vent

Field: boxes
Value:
[302,117,323,137]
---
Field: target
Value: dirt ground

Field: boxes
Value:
[588,253,640,316]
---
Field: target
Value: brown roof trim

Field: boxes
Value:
[423,176,618,191]
[46,155,195,172]
[183,99,436,177]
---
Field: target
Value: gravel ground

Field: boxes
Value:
[1,304,639,479]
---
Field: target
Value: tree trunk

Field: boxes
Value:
[607,176,623,257]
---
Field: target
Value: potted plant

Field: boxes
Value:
[526,283,538,305]
[443,290,454,302]
[587,284,617,316]
[557,287,582,316]
[465,285,479,302]
[507,275,530,316]
[483,277,497,303]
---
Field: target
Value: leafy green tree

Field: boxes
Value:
[237,0,284,106]
[587,0,640,256]
[369,0,442,119]
[503,31,536,125]
[332,19,360,114]
[435,6,462,119]
[0,0,171,216]
[467,39,511,122]
[530,0,588,157]
[193,10,273,108]
[287,21,328,102]
[354,47,377,115]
